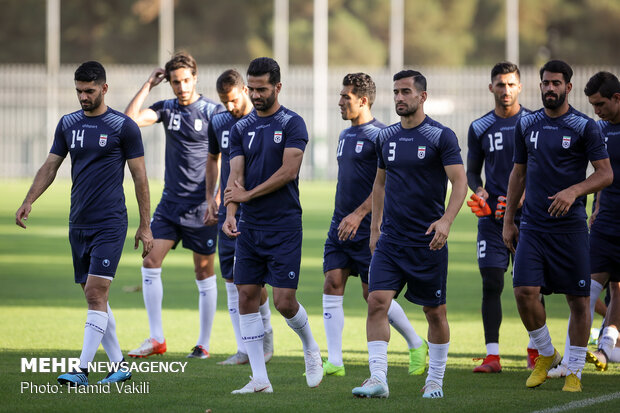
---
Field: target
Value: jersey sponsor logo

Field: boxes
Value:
[355,140,364,153]
[274,131,283,143]
[418,146,426,159]
[99,134,108,147]
[288,271,296,279]
[102,259,110,267]
[578,279,586,287]
[207,239,214,247]
[562,136,571,149]
[435,289,441,298]
[194,119,203,131]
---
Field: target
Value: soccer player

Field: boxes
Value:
[124,52,225,359]
[206,69,274,365]
[15,61,153,386]
[352,70,467,399]
[223,57,323,393]
[467,62,539,372]
[503,60,612,392]
[322,72,427,378]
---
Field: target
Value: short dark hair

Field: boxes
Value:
[247,57,280,85]
[343,73,376,107]
[216,69,245,94]
[491,61,520,81]
[393,70,427,92]
[584,71,620,99]
[74,61,106,84]
[164,52,197,81]
[539,60,573,83]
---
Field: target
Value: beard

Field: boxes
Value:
[251,90,277,112]
[542,91,566,110]
[80,91,104,112]
[396,102,419,117]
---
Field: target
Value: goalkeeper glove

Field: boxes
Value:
[467,193,491,217]
[495,196,507,220]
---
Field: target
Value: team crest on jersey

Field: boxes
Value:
[355,140,364,153]
[562,136,571,149]
[99,134,108,147]
[274,131,283,143]
[418,146,426,159]
[194,119,203,131]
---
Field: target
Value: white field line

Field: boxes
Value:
[531,391,620,413]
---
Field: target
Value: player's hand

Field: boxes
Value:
[502,221,519,254]
[204,198,219,226]
[224,180,250,205]
[467,194,491,217]
[426,217,451,251]
[337,212,363,241]
[147,68,166,88]
[15,203,32,229]
[369,230,380,255]
[135,225,154,258]
[495,196,507,220]
[222,215,240,238]
[548,188,577,217]
[589,209,599,227]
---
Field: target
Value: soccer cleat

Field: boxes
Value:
[57,371,88,386]
[422,380,444,398]
[586,350,608,371]
[409,340,428,375]
[526,348,561,388]
[98,370,132,384]
[323,360,346,377]
[547,363,568,378]
[473,354,502,373]
[527,348,539,370]
[264,329,274,363]
[128,338,167,358]
[352,376,389,398]
[187,345,210,359]
[304,349,323,387]
[231,376,273,394]
[217,351,249,365]
[562,373,582,392]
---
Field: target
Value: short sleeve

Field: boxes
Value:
[467,124,483,161]
[49,120,68,158]
[207,121,220,156]
[439,128,463,166]
[229,123,244,160]
[148,100,165,123]
[284,115,309,152]
[584,119,609,162]
[121,118,145,159]
[513,120,527,164]
[376,130,386,169]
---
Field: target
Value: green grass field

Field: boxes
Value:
[1,179,618,413]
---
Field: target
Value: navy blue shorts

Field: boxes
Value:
[233,228,302,289]
[513,229,590,296]
[69,226,127,284]
[476,217,513,270]
[368,238,448,306]
[218,220,236,280]
[151,199,217,255]
[590,230,620,282]
[323,234,371,283]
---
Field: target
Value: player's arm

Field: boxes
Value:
[466,156,487,199]
[124,68,165,127]
[15,153,64,228]
[127,156,153,257]
[222,155,244,238]
[426,164,467,251]
[589,190,602,227]
[502,163,526,253]
[548,158,612,217]
[205,152,220,225]
[337,193,372,241]
[369,167,386,254]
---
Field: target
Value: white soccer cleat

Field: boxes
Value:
[231,376,273,394]
[304,349,323,388]
[264,329,274,363]
[352,376,389,398]
[127,338,166,358]
[217,351,249,365]
[422,380,444,398]
[547,363,568,378]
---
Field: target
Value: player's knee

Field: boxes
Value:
[84,285,107,308]
[323,273,345,295]
[367,293,390,316]
[273,296,296,317]
[142,254,162,269]
[481,267,504,296]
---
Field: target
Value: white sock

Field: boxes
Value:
[567,345,586,379]
[599,326,619,356]
[387,299,423,349]
[528,324,554,357]
[609,346,620,362]
[259,297,272,333]
[226,282,245,353]
[239,313,268,382]
[142,267,164,342]
[590,280,604,325]
[323,294,345,366]
[486,342,499,356]
[368,340,388,383]
[101,303,123,363]
[79,310,108,369]
[561,316,571,366]
[196,276,217,349]
[285,303,319,352]
[527,336,537,349]
[427,342,449,386]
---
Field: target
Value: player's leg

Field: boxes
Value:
[189,250,217,358]
[259,286,274,362]
[563,294,589,391]
[323,267,350,375]
[588,280,620,370]
[423,304,449,399]
[386,298,427,375]
[97,301,132,384]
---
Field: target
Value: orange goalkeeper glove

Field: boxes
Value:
[467,193,491,217]
[495,196,507,220]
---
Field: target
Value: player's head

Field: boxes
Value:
[216,69,251,119]
[246,57,282,113]
[74,61,108,113]
[539,60,573,110]
[165,52,198,105]
[489,62,521,109]
[339,73,376,122]
[392,70,427,117]
[584,71,620,123]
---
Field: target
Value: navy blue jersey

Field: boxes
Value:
[468,107,529,209]
[513,106,608,232]
[150,96,225,203]
[377,116,463,246]
[591,121,620,235]
[50,107,144,228]
[229,106,308,231]
[330,118,385,240]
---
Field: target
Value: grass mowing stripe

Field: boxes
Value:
[531,391,620,413]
